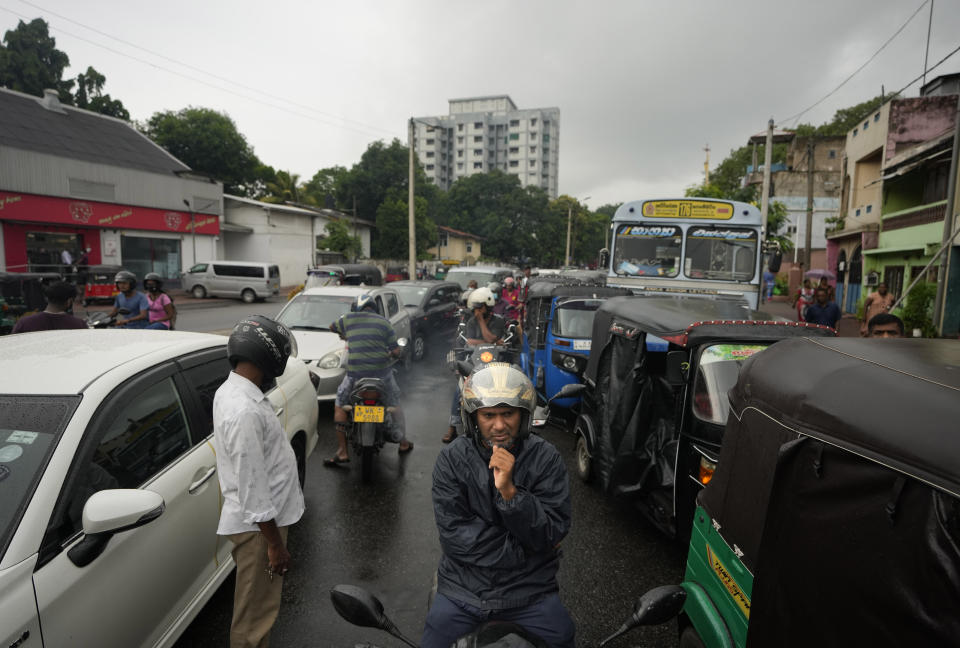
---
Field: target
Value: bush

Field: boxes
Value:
[773,275,789,296]
[900,282,937,338]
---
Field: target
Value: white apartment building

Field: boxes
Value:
[412,95,560,198]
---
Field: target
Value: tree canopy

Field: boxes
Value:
[320,219,362,260]
[143,107,264,196]
[374,192,437,259]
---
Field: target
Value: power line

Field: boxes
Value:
[0,3,400,141]
[781,0,930,126]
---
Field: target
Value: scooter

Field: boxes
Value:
[339,338,407,482]
[85,307,129,329]
[330,583,687,647]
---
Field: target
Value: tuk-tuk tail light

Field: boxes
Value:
[699,456,717,485]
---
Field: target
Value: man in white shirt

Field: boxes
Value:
[214,315,301,648]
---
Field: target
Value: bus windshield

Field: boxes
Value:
[613,225,682,278]
[684,227,758,281]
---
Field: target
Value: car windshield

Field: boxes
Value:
[446,271,499,289]
[0,396,80,561]
[277,294,355,329]
[305,272,341,289]
[684,227,758,281]
[692,344,768,424]
[553,299,603,339]
[613,225,682,278]
[392,285,429,307]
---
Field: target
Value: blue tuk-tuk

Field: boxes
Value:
[520,278,632,410]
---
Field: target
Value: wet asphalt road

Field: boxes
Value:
[174,348,684,648]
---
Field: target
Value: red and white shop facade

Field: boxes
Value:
[0,190,219,286]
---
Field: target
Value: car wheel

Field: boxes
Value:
[241,288,256,304]
[679,626,706,648]
[191,285,207,299]
[413,334,426,361]
[291,435,306,489]
[575,434,593,483]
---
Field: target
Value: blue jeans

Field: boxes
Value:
[421,592,575,648]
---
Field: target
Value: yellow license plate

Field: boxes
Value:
[353,405,385,423]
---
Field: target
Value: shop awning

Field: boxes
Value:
[220,222,254,234]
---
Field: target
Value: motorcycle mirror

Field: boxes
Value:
[532,404,549,427]
[456,360,474,378]
[599,585,687,647]
[330,585,419,648]
[549,383,586,403]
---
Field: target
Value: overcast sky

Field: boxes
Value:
[3,0,960,207]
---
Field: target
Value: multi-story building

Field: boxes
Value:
[412,95,560,198]
[828,75,960,334]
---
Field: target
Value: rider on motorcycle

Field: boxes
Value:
[442,287,508,444]
[107,270,150,328]
[325,295,412,466]
[424,363,575,648]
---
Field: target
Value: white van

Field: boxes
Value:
[182,261,280,303]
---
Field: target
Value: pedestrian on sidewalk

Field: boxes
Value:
[860,282,896,337]
[805,287,841,329]
[11,281,87,333]
[792,279,814,321]
[214,316,302,648]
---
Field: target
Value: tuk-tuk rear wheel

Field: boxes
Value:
[575,434,593,483]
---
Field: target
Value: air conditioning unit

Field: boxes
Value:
[865,271,880,286]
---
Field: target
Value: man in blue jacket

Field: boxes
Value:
[423,363,574,648]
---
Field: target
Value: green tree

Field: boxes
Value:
[74,66,129,119]
[302,166,348,207]
[766,200,793,253]
[262,170,301,204]
[794,94,890,137]
[336,139,432,221]
[320,219,362,260]
[0,18,72,100]
[374,192,437,259]
[144,107,264,196]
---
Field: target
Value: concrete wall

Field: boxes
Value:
[886,95,958,162]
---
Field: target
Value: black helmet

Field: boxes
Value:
[115,270,137,290]
[227,315,296,380]
[460,362,537,444]
[144,272,163,291]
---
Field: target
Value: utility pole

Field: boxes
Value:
[923,0,934,87]
[759,119,774,245]
[805,138,816,269]
[407,118,416,280]
[565,202,573,267]
[704,144,711,185]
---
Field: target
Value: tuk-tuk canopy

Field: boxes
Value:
[703,337,960,644]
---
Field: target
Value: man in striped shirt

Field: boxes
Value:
[325,295,413,466]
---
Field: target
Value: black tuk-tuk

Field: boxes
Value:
[610,338,960,648]
[574,296,835,540]
[0,271,62,334]
[305,264,383,288]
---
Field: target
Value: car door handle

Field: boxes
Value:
[274,407,284,417]
[188,466,217,494]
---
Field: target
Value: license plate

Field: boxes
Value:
[573,340,591,350]
[353,405,385,423]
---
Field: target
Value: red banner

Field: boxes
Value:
[0,191,220,235]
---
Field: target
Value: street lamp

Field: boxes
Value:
[565,195,590,267]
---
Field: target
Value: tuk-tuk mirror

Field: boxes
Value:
[665,351,688,386]
[549,382,586,403]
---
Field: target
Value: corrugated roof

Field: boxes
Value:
[0,87,189,175]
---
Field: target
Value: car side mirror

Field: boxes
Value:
[665,351,688,386]
[428,298,440,307]
[69,489,165,568]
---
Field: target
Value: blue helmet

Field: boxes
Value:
[352,294,377,313]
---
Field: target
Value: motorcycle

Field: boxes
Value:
[330,583,674,647]
[85,307,130,329]
[340,338,407,482]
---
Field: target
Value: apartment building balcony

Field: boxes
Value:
[882,199,947,233]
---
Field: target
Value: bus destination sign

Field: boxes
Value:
[641,200,734,220]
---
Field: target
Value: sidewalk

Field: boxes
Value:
[83,286,296,312]
[761,298,859,337]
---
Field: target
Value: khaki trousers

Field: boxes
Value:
[227,526,289,648]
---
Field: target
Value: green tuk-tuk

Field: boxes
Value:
[604,337,960,647]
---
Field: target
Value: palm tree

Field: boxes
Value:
[263,170,302,204]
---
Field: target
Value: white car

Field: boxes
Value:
[0,329,318,648]
[276,285,413,400]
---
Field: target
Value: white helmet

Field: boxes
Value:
[467,286,496,308]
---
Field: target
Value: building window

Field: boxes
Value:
[529,131,536,139]
[426,151,434,158]
[509,133,519,140]
[474,122,482,129]
[529,160,536,168]
[509,147,519,154]
[531,117,537,126]
[828,150,836,159]
[473,162,483,169]
[457,162,463,169]
[466,242,473,253]
[458,124,463,132]
[509,160,519,167]
[473,149,482,155]
[543,161,549,169]
[489,125,495,132]
[874,112,880,122]
[543,134,550,143]
[489,137,495,145]
[426,164,434,170]
[439,231,448,246]
[474,135,482,142]
[457,150,463,157]
[853,128,858,137]
[489,151,495,158]
[457,136,463,143]
[543,120,550,126]
[509,119,519,127]
[863,121,869,130]
[866,205,872,213]
[426,138,434,145]
[530,146,537,154]
[856,208,861,216]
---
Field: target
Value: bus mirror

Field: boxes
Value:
[599,248,610,269]
[768,251,783,273]
[665,351,688,386]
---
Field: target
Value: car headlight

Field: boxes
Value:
[318,350,343,370]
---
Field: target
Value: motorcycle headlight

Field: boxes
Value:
[318,350,343,370]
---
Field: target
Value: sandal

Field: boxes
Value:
[323,455,350,467]
[398,442,414,455]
